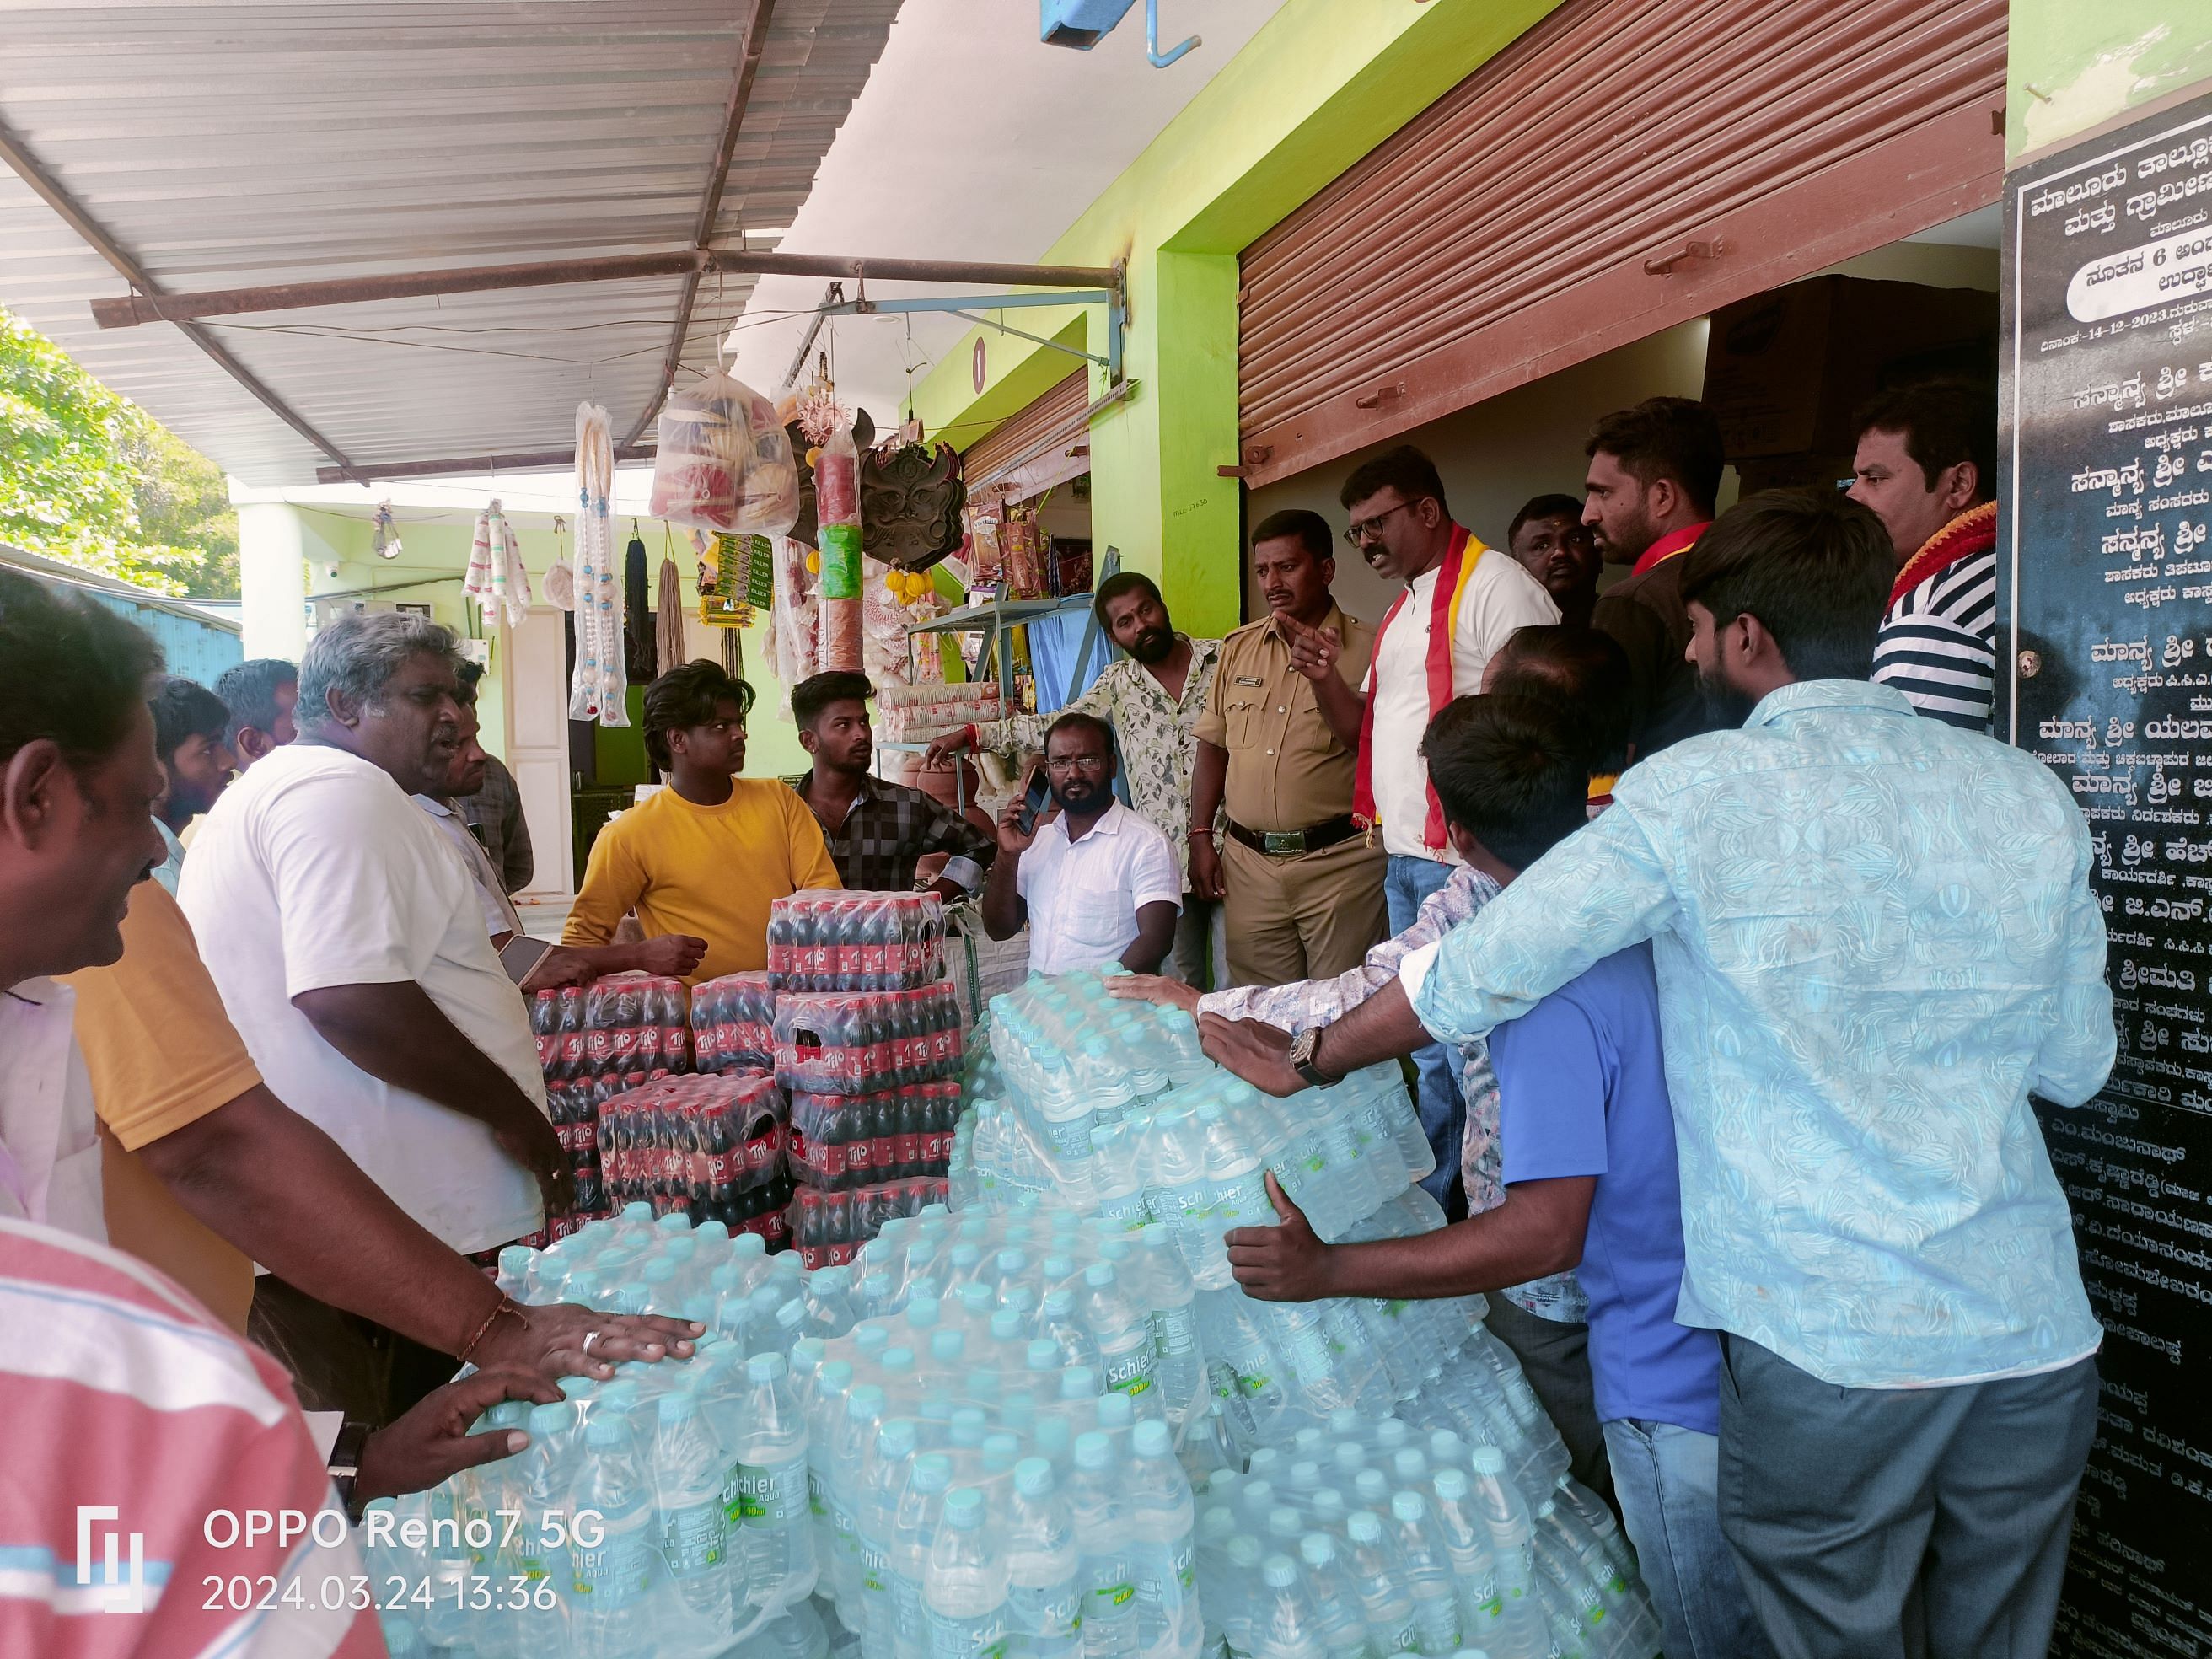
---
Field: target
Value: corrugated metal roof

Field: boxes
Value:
[0,1,902,484]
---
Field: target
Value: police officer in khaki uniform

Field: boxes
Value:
[1189,510,1389,987]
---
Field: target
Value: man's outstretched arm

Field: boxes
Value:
[1199,975,1432,1097]
[1226,1171,1593,1301]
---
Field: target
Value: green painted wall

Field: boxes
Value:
[912,0,1562,638]
[2009,2,2212,160]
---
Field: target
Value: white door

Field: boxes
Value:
[502,604,577,908]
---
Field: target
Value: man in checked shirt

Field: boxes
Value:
[788,671,997,899]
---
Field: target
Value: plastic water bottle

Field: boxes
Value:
[1041,1289,1107,1373]
[1068,1432,1140,1659]
[861,1420,921,1655]
[1297,1533,1376,1659]
[736,1351,816,1602]
[894,1454,956,1659]
[1081,1264,1158,1404]
[1153,1007,1209,1081]
[1006,1457,1085,1659]
[1199,1103,1276,1239]
[651,1388,741,1626]
[1091,1123,1151,1232]
[1253,1554,1325,1659]
[1341,1511,1415,1657]
[829,1383,888,1603]
[569,1413,661,1649]
[502,1404,575,1647]
[1425,1468,1506,1640]
[1466,1445,1544,1652]
[1386,1491,1462,1656]
[926,1487,1011,1659]
[1126,1419,1200,1659]
[496,1243,535,1301]
[1137,1227,1204,1424]
[1144,1109,1220,1286]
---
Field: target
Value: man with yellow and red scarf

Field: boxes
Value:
[1334,445,1557,1216]
[1585,397,1726,757]
[1847,380,1999,732]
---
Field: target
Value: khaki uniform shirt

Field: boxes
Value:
[1195,603,1375,835]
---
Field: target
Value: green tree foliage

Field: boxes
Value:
[0,305,239,599]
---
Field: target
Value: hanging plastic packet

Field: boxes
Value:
[651,369,753,532]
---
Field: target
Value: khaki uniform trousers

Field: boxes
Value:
[1221,830,1388,989]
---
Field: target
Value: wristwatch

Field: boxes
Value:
[1288,1027,1335,1089]
[328,1420,372,1525]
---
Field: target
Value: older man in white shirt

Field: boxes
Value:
[184,611,570,1412]
[981,711,1182,976]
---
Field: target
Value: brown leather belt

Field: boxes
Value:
[1226,814,1361,857]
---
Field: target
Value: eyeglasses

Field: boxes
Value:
[1044,754,1110,774]
[1344,501,1419,545]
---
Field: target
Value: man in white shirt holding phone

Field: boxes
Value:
[982,711,1182,976]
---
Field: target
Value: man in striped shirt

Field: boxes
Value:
[0,571,560,1656]
[1848,381,1999,730]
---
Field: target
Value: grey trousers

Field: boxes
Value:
[1166,894,1227,991]
[1485,1294,1612,1505]
[1716,1335,2098,1659]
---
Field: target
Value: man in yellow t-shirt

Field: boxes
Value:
[66,883,260,1331]
[566,661,840,983]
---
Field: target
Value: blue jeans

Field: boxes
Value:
[1603,1417,1771,1659]
[1384,853,1460,1213]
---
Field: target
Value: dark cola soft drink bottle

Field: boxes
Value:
[893,1087,922,1179]
[705,1095,735,1213]
[916,895,944,983]
[836,1097,867,1190]
[785,1092,809,1181]
[597,1096,624,1202]
[800,1092,827,1184]
[766,904,792,989]
[823,896,851,991]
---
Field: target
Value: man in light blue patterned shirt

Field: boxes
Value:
[1203,491,2110,1659]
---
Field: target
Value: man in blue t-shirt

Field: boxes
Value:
[1224,692,1768,1659]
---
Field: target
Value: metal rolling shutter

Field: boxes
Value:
[961,370,1093,502]
[1237,0,2006,487]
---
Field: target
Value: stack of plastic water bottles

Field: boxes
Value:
[944,969,1662,1658]
[951,974,1526,1451]
[1191,1419,1659,1659]
[367,1204,844,1657]
[804,1205,1212,1659]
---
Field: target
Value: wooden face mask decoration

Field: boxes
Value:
[862,441,969,571]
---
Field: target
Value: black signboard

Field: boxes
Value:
[2003,88,2212,1657]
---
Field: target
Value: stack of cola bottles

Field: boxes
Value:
[788,1173,948,1266]
[529,974,797,1247]
[765,889,947,992]
[690,969,776,1075]
[528,976,686,1240]
[762,889,965,1264]
[598,1069,792,1240]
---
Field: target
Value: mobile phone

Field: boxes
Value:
[1014,768,1052,835]
[500,933,555,986]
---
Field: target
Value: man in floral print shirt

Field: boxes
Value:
[930,572,1224,985]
